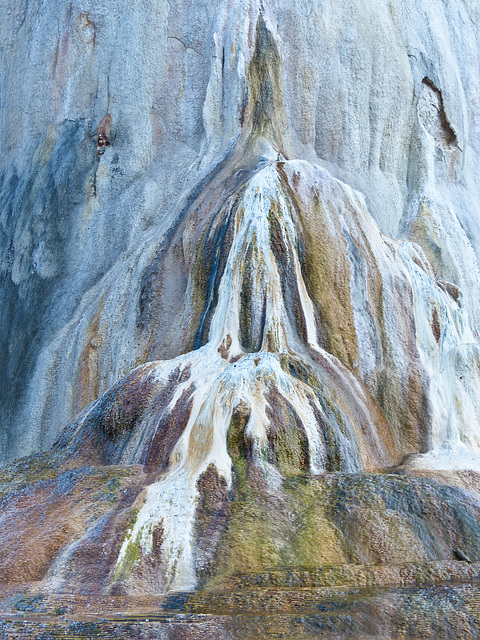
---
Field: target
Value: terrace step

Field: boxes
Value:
[1,562,480,639]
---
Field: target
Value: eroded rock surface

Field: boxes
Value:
[1,0,480,628]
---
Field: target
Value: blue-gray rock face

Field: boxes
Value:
[1,0,480,478]
[3,0,480,603]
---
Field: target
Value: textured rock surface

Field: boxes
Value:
[3,581,480,639]
[2,0,480,462]
[1,0,480,632]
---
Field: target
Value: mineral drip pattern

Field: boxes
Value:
[51,159,480,593]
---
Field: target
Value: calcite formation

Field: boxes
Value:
[1,0,480,636]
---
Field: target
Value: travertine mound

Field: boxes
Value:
[2,0,480,462]
[1,0,480,623]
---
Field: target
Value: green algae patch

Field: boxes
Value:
[264,387,310,476]
[245,14,289,147]
[203,472,480,590]
[204,454,346,588]
[113,529,141,581]
[283,477,347,567]
[295,193,359,370]
[209,467,287,577]
[204,420,297,586]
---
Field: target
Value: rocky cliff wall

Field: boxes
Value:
[2,0,480,603]
[2,0,480,464]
